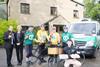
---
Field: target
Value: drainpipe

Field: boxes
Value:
[6,0,9,20]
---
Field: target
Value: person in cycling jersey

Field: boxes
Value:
[64,39,81,67]
[24,27,35,65]
[36,24,49,63]
[49,26,60,46]
[61,25,73,48]
[49,26,61,62]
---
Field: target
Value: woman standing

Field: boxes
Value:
[4,26,15,67]
[15,25,24,66]
[24,27,35,65]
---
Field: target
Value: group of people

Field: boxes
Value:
[4,25,24,67]
[4,24,81,67]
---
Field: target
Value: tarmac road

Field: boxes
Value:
[0,48,100,67]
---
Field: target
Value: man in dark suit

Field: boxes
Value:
[4,26,15,67]
[15,25,24,66]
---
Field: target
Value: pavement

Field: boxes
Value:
[0,48,100,67]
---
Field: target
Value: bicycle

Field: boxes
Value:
[48,46,63,67]
[58,50,85,67]
[31,45,48,65]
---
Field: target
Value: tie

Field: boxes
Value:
[11,33,14,45]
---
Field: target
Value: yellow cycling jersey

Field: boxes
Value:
[50,32,60,45]
[36,30,49,43]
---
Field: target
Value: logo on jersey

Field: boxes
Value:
[51,34,57,40]
[29,35,34,40]
[63,35,69,41]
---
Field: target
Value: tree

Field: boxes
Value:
[84,0,100,21]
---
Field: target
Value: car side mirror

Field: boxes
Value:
[97,30,100,35]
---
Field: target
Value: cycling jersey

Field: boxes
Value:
[62,32,73,43]
[50,32,60,45]
[24,31,35,46]
[37,30,49,43]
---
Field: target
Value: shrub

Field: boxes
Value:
[0,19,17,45]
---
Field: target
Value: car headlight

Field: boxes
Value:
[85,41,94,47]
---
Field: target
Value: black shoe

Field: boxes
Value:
[8,64,14,67]
[29,61,33,65]
[41,59,47,63]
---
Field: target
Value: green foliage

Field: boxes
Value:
[84,0,100,21]
[0,0,4,2]
[0,19,17,45]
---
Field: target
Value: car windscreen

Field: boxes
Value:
[69,23,96,34]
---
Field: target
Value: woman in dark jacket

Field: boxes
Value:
[15,25,24,65]
[4,26,15,67]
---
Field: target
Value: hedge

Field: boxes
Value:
[0,19,17,45]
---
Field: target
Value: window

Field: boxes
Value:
[73,10,79,18]
[50,7,57,16]
[0,4,7,19]
[20,3,30,14]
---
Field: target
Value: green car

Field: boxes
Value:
[69,20,100,57]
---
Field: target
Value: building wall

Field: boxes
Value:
[9,0,58,26]
[57,0,84,22]
[8,0,84,26]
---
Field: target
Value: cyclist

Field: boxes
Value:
[49,26,61,62]
[61,25,73,48]
[49,26,60,46]
[64,39,81,67]
[24,27,35,65]
[36,24,49,63]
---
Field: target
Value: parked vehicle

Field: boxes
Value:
[69,19,100,57]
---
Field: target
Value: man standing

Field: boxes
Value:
[61,25,73,48]
[4,26,15,67]
[15,25,24,66]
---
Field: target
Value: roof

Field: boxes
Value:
[49,15,70,25]
[71,0,84,6]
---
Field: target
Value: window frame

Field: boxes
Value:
[20,3,30,14]
[73,10,79,18]
[50,7,57,16]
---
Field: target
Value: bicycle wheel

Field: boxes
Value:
[32,46,39,64]
[48,56,58,67]
[78,53,85,66]
[48,57,53,67]
[57,59,65,67]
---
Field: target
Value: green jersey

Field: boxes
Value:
[61,32,73,43]
[24,31,35,46]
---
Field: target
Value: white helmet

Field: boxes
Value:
[63,25,68,29]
